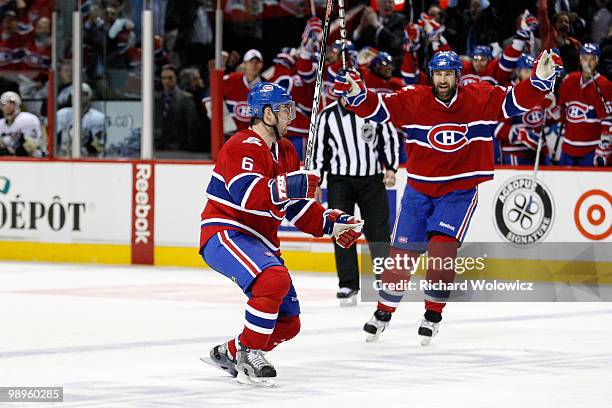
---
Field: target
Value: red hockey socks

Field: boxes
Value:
[237,266,291,351]
[262,315,301,352]
[377,247,421,313]
[424,234,458,315]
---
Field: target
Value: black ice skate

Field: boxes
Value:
[235,344,277,387]
[202,343,237,377]
[418,311,442,346]
[363,309,392,342]
[337,287,358,307]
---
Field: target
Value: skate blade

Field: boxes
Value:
[339,296,357,307]
[199,357,238,377]
[236,371,275,387]
[365,332,381,342]
[420,336,432,346]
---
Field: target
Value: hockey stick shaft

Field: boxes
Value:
[304,0,334,170]
[585,67,611,115]
[552,121,563,165]
[338,0,347,70]
[532,123,544,179]
[310,0,316,17]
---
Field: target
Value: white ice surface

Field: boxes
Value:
[1,261,611,408]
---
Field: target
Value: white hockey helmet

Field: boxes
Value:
[0,91,22,108]
[70,82,93,98]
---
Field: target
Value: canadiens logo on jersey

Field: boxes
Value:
[523,108,544,126]
[565,101,590,122]
[427,124,469,152]
[230,101,251,122]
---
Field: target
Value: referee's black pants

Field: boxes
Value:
[327,173,391,291]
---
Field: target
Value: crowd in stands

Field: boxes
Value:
[0,0,609,165]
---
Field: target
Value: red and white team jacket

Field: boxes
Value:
[21,32,51,75]
[495,93,557,161]
[200,129,327,252]
[221,73,262,131]
[558,71,612,157]
[0,30,29,70]
[348,79,548,197]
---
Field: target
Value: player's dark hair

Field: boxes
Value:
[250,105,273,126]
[161,64,178,76]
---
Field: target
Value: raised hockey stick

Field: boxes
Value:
[338,0,347,70]
[304,0,334,170]
[585,67,611,115]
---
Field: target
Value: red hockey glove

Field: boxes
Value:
[301,17,323,55]
[515,9,538,40]
[333,68,367,105]
[403,23,421,52]
[511,127,540,151]
[270,170,320,205]
[323,209,364,249]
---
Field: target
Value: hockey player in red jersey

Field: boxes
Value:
[495,54,556,165]
[333,49,563,344]
[558,43,612,167]
[200,82,364,386]
[361,51,405,94]
[218,49,265,131]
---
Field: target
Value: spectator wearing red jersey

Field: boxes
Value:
[22,16,51,76]
[0,10,31,70]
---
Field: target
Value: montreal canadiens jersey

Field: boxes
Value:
[349,79,547,196]
[200,129,327,253]
[361,69,405,94]
[220,73,261,131]
[495,93,557,158]
[22,33,51,72]
[558,71,612,157]
[0,111,44,156]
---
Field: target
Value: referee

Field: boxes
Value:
[313,97,399,306]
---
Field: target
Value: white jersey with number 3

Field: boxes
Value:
[0,111,44,157]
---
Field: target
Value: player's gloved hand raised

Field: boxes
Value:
[418,12,445,40]
[515,9,538,40]
[270,170,320,205]
[333,68,367,106]
[301,17,323,55]
[531,49,564,91]
[511,127,540,151]
[323,209,364,249]
[403,23,421,52]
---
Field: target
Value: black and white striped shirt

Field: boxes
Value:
[312,100,399,177]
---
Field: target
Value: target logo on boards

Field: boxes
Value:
[493,176,554,246]
[574,190,612,240]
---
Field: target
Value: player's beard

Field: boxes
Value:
[434,83,457,102]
